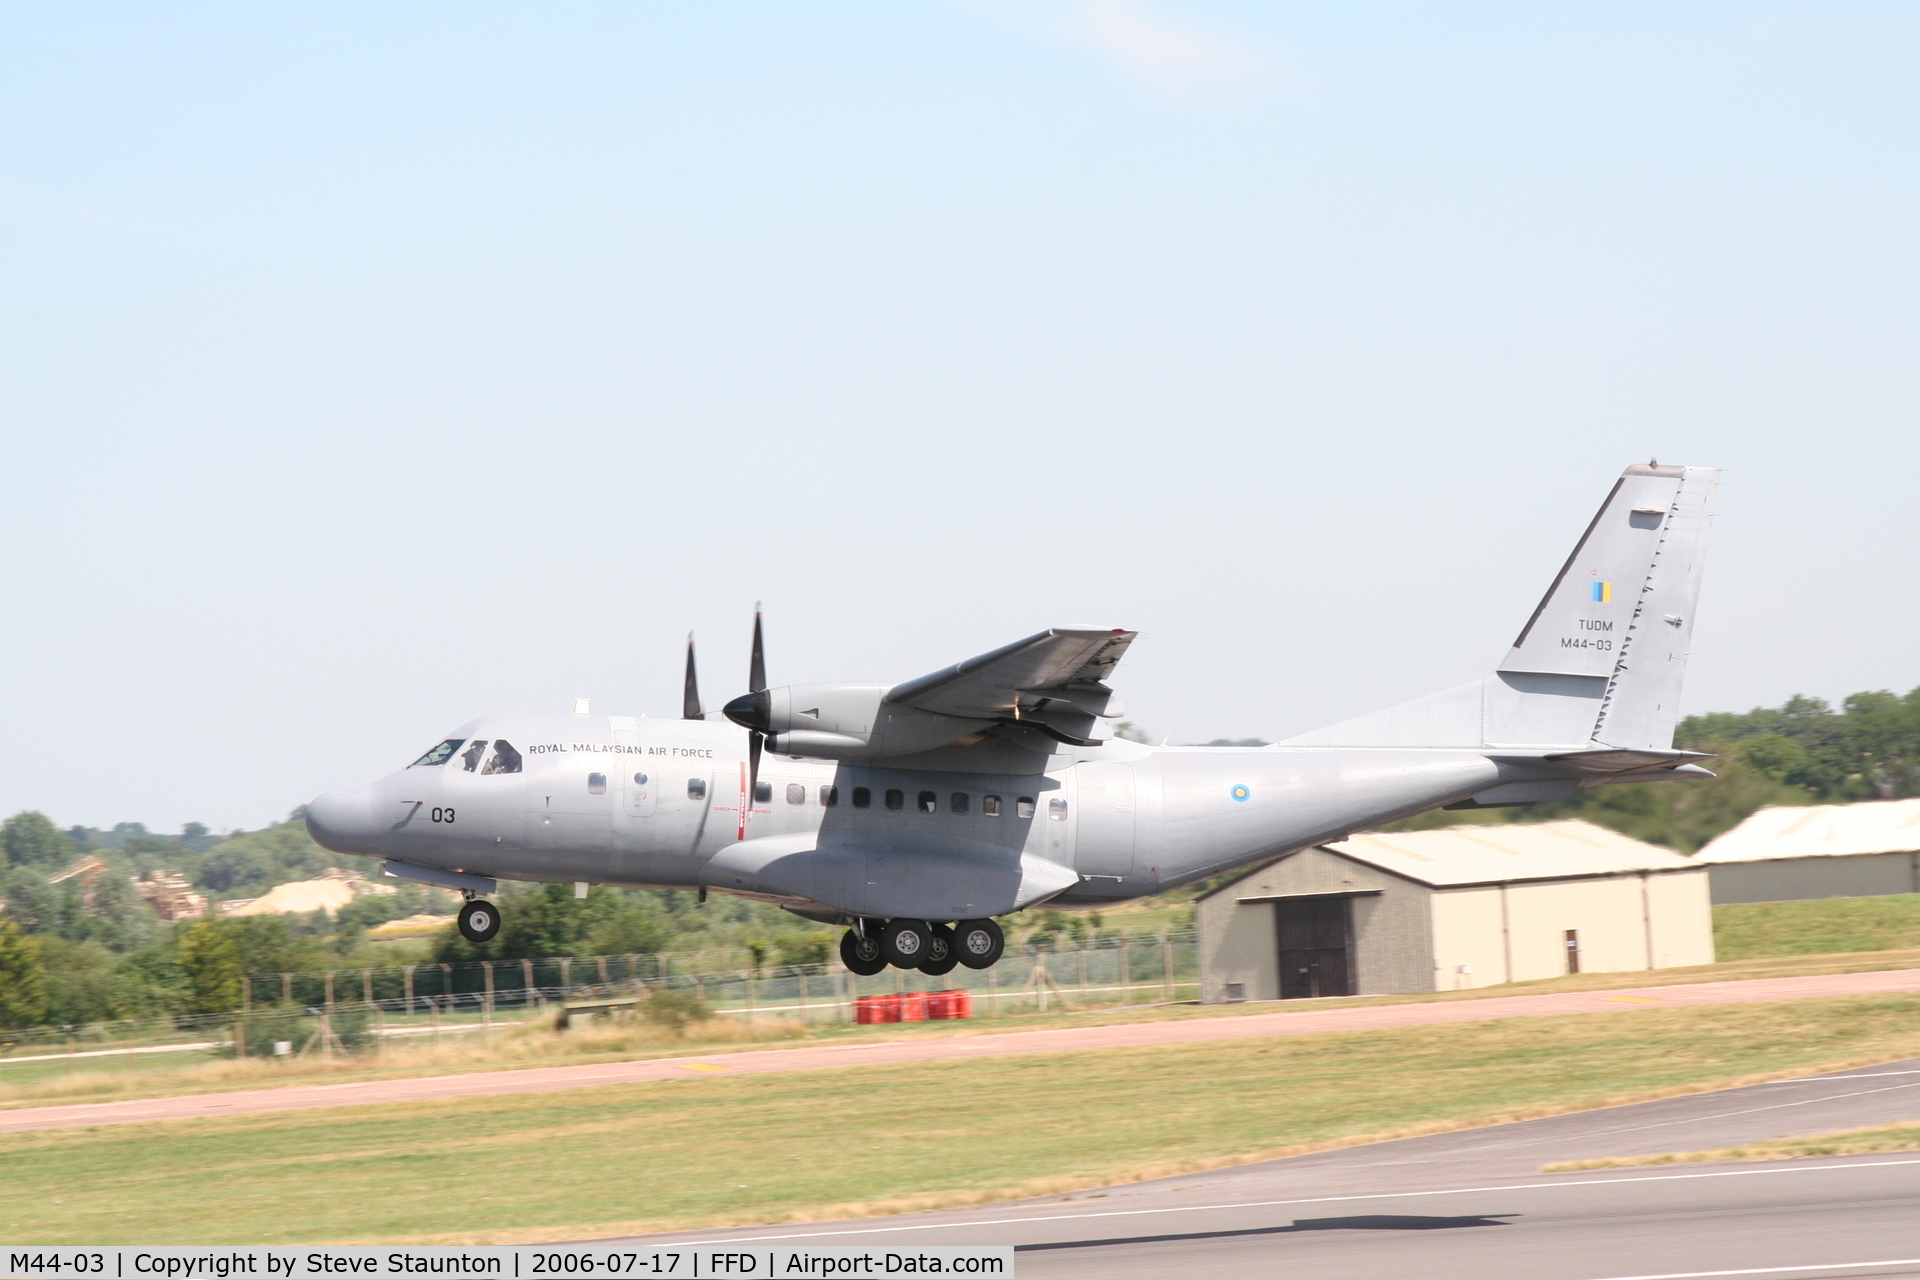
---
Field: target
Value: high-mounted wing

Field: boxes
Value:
[887,627,1137,721]
[728,626,1139,759]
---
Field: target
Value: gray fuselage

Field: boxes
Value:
[306,711,1506,921]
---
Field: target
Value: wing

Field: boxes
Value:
[886,626,1138,723]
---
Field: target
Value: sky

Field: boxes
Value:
[4,2,1918,833]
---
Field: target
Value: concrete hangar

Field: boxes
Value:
[1195,820,1714,1002]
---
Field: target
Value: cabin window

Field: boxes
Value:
[851,786,871,809]
[632,771,649,785]
[754,781,773,803]
[885,789,904,811]
[687,777,707,800]
[821,785,839,807]
[481,742,522,775]
[786,783,806,805]
[982,795,1002,817]
[587,773,607,795]
[459,740,488,772]
[917,790,937,814]
[1050,798,1068,820]
[411,739,463,767]
[950,793,969,814]
[1016,796,1035,819]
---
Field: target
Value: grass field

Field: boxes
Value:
[1545,1119,1920,1171]
[1714,893,1920,959]
[6,994,1920,1245]
[8,943,1920,1111]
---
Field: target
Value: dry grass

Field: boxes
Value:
[6,993,1920,1245]
[6,947,1920,1111]
[0,1013,807,1108]
[1543,1120,1920,1172]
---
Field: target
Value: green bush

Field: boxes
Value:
[645,989,712,1032]
[235,1005,313,1058]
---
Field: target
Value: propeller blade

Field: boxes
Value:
[747,731,763,812]
[682,632,702,720]
[748,603,766,693]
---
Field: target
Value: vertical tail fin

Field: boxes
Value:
[1285,463,1718,751]
[1498,463,1718,749]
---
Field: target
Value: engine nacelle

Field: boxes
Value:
[724,683,987,760]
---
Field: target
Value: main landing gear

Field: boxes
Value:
[457,895,501,944]
[840,918,1003,976]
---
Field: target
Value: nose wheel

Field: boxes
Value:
[457,898,501,944]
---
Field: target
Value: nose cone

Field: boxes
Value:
[305,785,378,853]
[724,690,771,732]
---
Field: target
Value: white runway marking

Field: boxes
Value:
[675,1156,1920,1244]
[1576,1260,1920,1280]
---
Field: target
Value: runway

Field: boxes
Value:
[602,1058,1920,1279]
[5,966,1918,1134]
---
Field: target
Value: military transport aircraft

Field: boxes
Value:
[306,462,1718,976]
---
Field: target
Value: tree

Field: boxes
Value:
[176,920,244,1014]
[2,812,71,869]
[0,921,49,1029]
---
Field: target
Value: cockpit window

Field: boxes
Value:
[459,740,489,772]
[411,739,464,767]
[481,741,523,775]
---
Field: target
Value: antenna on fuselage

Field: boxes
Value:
[683,632,704,720]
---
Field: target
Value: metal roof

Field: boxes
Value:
[1320,820,1697,887]
[1693,799,1920,864]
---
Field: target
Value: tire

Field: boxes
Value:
[457,899,500,944]
[918,922,959,976]
[953,918,1004,969]
[839,927,887,976]
[880,918,931,969]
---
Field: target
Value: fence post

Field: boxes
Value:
[405,965,415,1015]
[987,961,998,1016]
[1121,939,1131,1004]
[242,975,251,1014]
[522,958,535,1011]
[1079,945,1090,1002]
[1161,932,1173,1000]
[323,971,336,1058]
[482,961,494,1034]
[281,972,292,1004]
[798,968,809,1025]
[597,956,609,985]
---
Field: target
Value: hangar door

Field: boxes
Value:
[1275,897,1353,999]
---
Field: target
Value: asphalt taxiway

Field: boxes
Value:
[603,1058,1920,1279]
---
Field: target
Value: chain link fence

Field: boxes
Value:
[0,931,1202,1065]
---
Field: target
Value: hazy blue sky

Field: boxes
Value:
[4,3,1917,832]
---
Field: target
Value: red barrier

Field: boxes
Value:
[898,991,929,1022]
[854,994,900,1024]
[929,990,973,1019]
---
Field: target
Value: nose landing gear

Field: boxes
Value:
[457,895,501,944]
[839,917,1003,975]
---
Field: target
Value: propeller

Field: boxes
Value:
[682,632,703,720]
[723,604,772,810]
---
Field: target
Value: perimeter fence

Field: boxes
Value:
[0,931,1202,1061]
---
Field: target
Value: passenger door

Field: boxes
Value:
[529,757,614,881]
